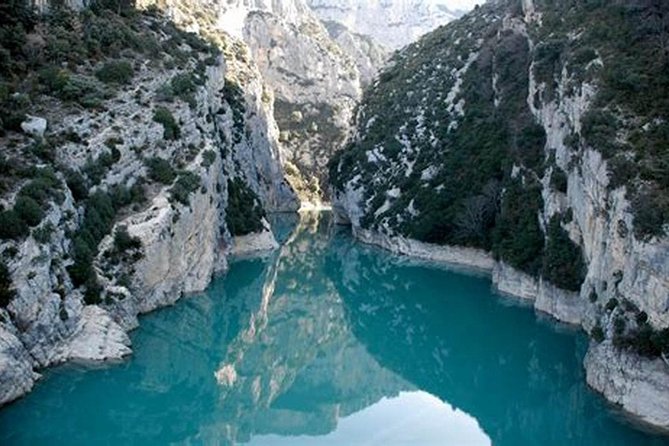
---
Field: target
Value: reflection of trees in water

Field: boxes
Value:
[325,236,667,446]
[202,211,410,444]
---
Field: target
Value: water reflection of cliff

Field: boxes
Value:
[325,227,668,446]
[198,212,412,444]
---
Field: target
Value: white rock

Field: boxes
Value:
[67,306,131,361]
[20,115,47,138]
[0,325,37,406]
[585,342,669,432]
[229,230,280,257]
[307,0,467,50]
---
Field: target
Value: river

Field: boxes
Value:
[1,212,667,445]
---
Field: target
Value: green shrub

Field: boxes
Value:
[57,74,107,108]
[541,216,586,291]
[33,222,54,243]
[113,226,141,253]
[14,195,44,227]
[636,311,648,325]
[105,137,124,150]
[0,261,16,308]
[0,209,28,239]
[18,168,62,206]
[591,325,605,343]
[155,83,174,102]
[91,0,137,17]
[201,149,216,167]
[223,79,245,144]
[170,72,197,107]
[145,157,176,184]
[110,181,146,209]
[516,123,546,171]
[38,66,71,94]
[492,180,544,275]
[95,60,134,84]
[631,188,668,240]
[64,169,89,201]
[67,183,143,304]
[30,139,56,163]
[226,178,265,236]
[615,324,669,358]
[550,168,568,193]
[169,171,201,205]
[107,226,143,264]
[605,298,619,312]
[153,107,180,140]
[83,150,118,185]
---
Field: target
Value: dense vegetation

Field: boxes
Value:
[226,178,265,236]
[596,298,669,359]
[145,156,176,184]
[68,183,145,304]
[541,216,586,292]
[0,167,62,240]
[331,0,669,293]
[153,107,181,140]
[0,261,16,308]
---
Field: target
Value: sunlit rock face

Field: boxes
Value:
[195,0,360,205]
[306,0,471,49]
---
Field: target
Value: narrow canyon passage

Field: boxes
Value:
[0,0,668,442]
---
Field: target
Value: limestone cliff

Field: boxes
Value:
[212,0,363,205]
[0,1,296,405]
[306,0,466,50]
[330,0,669,430]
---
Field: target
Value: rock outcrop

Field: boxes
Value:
[20,116,47,138]
[585,342,669,431]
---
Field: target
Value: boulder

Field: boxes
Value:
[20,116,47,138]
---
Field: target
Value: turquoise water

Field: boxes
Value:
[1,212,668,445]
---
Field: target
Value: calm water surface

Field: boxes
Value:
[1,213,668,445]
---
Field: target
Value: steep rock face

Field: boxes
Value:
[306,0,466,49]
[320,20,389,87]
[330,0,669,429]
[585,341,669,430]
[186,0,361,204]
[0,3,295,405]
[242,8,360,202]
